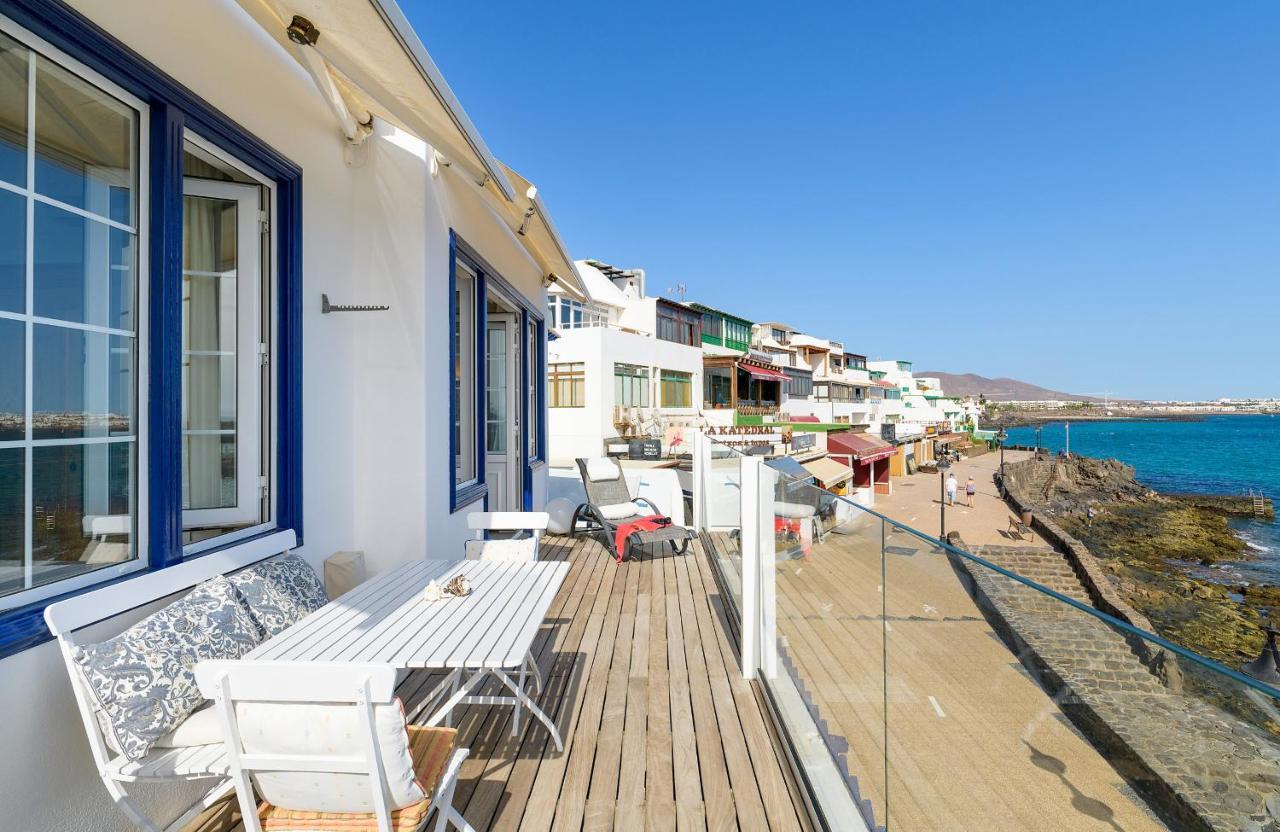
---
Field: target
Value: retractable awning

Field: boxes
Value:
[871,379,897,389]
[827,431,896,463]
[231,0,587,296]
[802,457,854,487]
[741,364,789,382]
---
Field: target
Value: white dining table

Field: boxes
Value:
[244,558,570,750]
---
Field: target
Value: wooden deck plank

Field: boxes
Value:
[184,535,806,832]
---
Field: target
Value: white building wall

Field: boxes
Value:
[0,2,549,830]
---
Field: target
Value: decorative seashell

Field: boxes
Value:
[422,580,445,602]
[445,575,471,597]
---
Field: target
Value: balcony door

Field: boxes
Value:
[485,300,521,512]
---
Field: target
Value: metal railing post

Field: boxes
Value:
[757,461,778,680]
[692,429,709,531]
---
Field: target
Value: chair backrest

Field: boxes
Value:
[195,661,417,832]
[43,530,297,773]
[575,457,633,507]
[465,512,548,562]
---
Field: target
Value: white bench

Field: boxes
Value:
[43,529,297,832]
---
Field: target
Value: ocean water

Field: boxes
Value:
[1005,415,1280,576]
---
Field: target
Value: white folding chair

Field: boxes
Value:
[463,511,548,563]
[195,661,475,832]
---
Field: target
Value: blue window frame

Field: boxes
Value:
[0,0,302,658]
[448,232,545,514]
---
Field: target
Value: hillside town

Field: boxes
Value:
[546,258,984,508]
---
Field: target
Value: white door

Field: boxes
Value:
[485,313,521,511]
[181,178,263,529]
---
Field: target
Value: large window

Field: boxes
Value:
[724,318,750,349]
[785,368,813,399]
[660,370,692,408]
[614,363,649,407]
[0,30,143,604]
[656,300,699,346]
[705,366,732,408]
[546,295,605,329]
[550,363,584,408]
[452,258,478,489]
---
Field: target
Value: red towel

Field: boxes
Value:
[613,514,671,563]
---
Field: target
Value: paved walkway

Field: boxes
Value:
[761,447,1176,830]
[873,449,1051,548]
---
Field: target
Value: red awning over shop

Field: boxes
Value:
[870,379,896,388]
[741,364,788,382]
[788,415,821,423]
[828,431,896,463]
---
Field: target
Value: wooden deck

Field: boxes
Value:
[188,534,809,832]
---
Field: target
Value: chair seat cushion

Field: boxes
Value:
[229,553,329,637]
[73,576,261,761]
[257,725,456,831]
[598,500,647,521]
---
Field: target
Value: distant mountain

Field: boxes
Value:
[916,372,1103,402]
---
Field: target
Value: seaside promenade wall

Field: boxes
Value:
[996,458,1183,690]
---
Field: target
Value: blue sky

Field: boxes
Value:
[406,1,1280,400]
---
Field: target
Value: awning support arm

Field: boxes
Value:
[290,30,372,145]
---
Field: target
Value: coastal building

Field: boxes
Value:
[545,260,704,463]
[0,0,584,825]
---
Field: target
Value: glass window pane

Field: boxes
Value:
[32,325,133,439]
[33,203,134,329]
[0,448,22,597]
[454,265,476,485]
[34,57,137,225]
[0,188,24,313]
[0,32,27,188]
[182,433,236,511]
[183,355,236,431]
[0,318,22,441]
[31,441,134,589]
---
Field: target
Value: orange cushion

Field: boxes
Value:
[258,726,457,831]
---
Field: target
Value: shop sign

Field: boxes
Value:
[707,424,783,448]
[791,432,816,451]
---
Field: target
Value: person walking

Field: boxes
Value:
[945,472,958,506]
[965,475,976,507]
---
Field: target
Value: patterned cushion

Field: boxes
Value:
[229,554,329,637]
[73,576,262,761]
[257,725,457,830]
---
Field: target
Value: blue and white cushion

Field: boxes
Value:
[73,576,262,761]
[228,553,329,637]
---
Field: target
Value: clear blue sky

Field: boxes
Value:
[405,1,1280,401]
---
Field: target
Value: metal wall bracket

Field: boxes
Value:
[321,293,390,313]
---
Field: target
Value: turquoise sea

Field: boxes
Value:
[1005,414,1280,576]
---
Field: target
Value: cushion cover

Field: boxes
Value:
[73,576,262,761]
[584,457,621,482]
[598,501,647,521]
[236,699,431,813]
[464,537,537,562]
[256,725,456,830]
[229,553,329,637]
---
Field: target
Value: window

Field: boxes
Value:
[527,317,541,462]
[660,370,692,408]
[181,140,271,550]
[704,366,732,408]
[656,300,699,346]
[771,328,786,342]
[0,30,144,605]
[853,386,865,402]
[847,354,867,370]
[701,312,722,340]
[452,258,479,490]
[724,318,750,349]
[546,295,605,329]
[550,363,584,408]
[614,363,649,407]
[785,369,813,399]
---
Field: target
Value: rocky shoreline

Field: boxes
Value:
[1006,455,1277,668]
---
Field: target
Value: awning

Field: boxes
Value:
[741,364,788,382]
[871,379,897,389]
[802,457,854,487]
[827,431,896,463]
[765,456,814,482]
[934,433,966,444]
[788,415,821,423]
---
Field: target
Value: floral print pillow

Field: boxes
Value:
[228,554,329,638]
[73,576,262,761]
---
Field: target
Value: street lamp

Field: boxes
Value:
[1035,424,1043,457]
[938,455,952,539]
[996,428,1009,496]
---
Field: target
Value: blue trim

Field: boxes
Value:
[0,0,304,660]
[448,231,487,512]
[520,308,532,511]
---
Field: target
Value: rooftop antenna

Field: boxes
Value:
[666,283,687,302]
